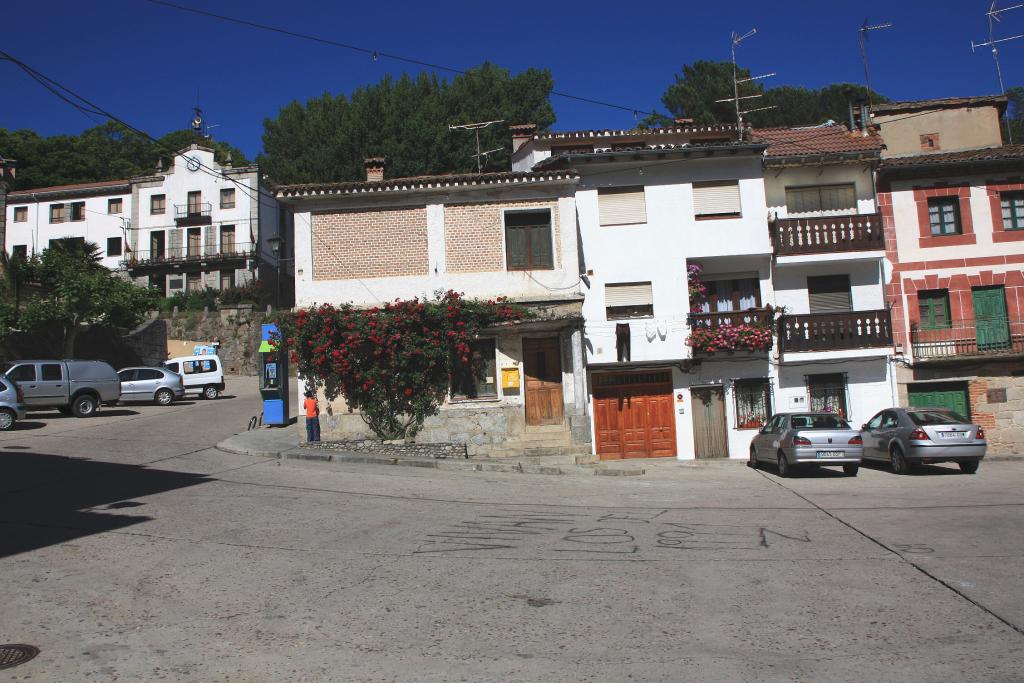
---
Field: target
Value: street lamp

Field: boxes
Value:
[266,236,284,310]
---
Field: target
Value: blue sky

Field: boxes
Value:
[2,0,1021,160]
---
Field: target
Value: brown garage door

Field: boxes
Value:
[593,371,677,460]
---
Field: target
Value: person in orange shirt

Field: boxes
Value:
[303,391,321,442]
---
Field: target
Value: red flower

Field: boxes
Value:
[404,387,413,397]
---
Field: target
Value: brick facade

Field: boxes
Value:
[444,201,560,274]
[311,207,428,280]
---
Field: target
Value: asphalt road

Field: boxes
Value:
[1,377,1023,682]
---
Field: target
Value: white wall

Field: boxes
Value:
[775,358,894,429]
[773,260,886,314]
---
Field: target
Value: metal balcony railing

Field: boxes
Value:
[772,213,883,256]
[121,242,254,268]
[778,309,893,353]
[911,319,1024,360]
[174,202,213,219]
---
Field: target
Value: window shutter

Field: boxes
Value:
[168,228,183,258]
[505,227,528,269]
[693,181,741,216]
[808,275,852,313]
[598,187,647,226]
[530,225,553,268]
[605,282,653,307]
[204,226,217,255]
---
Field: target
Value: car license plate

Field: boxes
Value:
[815,450,844,458]
[939,431,966,440]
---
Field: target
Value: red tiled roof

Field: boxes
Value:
[879,144,1024,170]
[871,95,1007,115]
[9,178,131,197]
[753,125,883,158]
[277,170,578,198]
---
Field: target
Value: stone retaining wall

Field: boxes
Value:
[164,305,280,375]
[303,440,467,459]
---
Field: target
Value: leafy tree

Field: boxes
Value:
[277,292,527,439]
[1004,86,1024,144]
[15,240,158,356]
[259,62,556,184]
[647,60,887,128]
[0,122,249,190]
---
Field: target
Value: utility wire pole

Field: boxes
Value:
[973,1,1023,143]
[448,120,505,173]
[858,20,892,108]
[715,28,776,140]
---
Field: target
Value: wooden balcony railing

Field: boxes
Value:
[688,308,773,329]
[778,309,892,353]
[772,213,883,256]
[911,319,1024,360]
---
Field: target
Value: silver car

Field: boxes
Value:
[0,376,27,430]
[750,412,863,477]
[117,367,185,406]
[861,407,986,474]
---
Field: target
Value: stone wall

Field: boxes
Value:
[164,305,278,375]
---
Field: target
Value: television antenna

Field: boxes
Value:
[715,28,776,140]
[858,20,892,107]
[972,2,1022,141]
[448,119,505,173]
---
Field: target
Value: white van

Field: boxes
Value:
[163,355,226,400]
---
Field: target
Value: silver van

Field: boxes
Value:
[4,360,121,417]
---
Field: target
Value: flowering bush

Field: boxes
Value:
[276,291,527,439]
[687,263,708,313]
[687,323,773,354]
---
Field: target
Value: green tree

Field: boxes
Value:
[17,240,158,356]
[647,60,887,128]
[0,122,249,190]
[1004,86,1024,144]
[259,62,557,184]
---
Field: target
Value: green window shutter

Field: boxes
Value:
[530,225,553,268]
[505,227,528,269]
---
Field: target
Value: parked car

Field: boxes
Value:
[861,407,986,474]
[3,360,120,417]
[117,367,185,405]
[162,354,225,400]
[750,412,863,477]
[0,376,27,430]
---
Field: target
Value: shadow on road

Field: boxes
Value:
[25,409,142,420]
[12,421,46,431]
[0,450,211,559]
[860,461,964,476]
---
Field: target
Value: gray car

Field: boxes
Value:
[861,407,986,474]
[0,376,27,430]
[118,367,185,405]
[750,412,863,477]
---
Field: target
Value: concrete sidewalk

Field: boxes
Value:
[215,423,716,477]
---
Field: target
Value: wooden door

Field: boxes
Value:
[645,393,677,456]
[691,387,728,459]
[593,394,623,458]
[972,286,1010,351]
[523,337,564,426]
[187,228,202,257]
[620,393,648,457]
[592,372,677,459]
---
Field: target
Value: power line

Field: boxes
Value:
[141,0,662,119]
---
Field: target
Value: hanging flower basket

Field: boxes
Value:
[686,323,773,354]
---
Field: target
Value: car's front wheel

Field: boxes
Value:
[777,451,791,478]
[843,463,859,477]
[0,408,15,431]
[154,388,174,406]
[958,459,981,474]
[71,394,97,418]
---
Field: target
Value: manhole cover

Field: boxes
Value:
[0,644,39,669]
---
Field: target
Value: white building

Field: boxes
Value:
[3,144,290,303]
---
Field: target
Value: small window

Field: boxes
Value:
[920,133,941,151]
[784,184,856,214]
[184,359,217,374]
[220,188,236,209]
[151,194,166,215]
[928,197,961,235]
[807,274,852,313]
[806,373,848,419]
[918,289,951,330]
[13,206,27,222]
[734,379,772,429]
[452,339,497,399]
[164,362,180,373]
[605,282,654,320]
[598,186,647,226]
[137,368,163,380]
[693,180,741,218]
[49,204,66,223]
[504,209,553,270]
[41,364,63,381]
[69,202,85,221]
[220,225,236,252]
[7,364,37,383]
[11,245,27,260]
[108,198,123,214]
[220,270,234,289]
[1001,191,1024,231]
[187,191,202,214]
[107,237,123,257]
[118,369,137,382]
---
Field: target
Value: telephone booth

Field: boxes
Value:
[259,323,289,426]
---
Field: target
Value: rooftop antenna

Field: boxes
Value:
[448,120,505,173]
[972,1,1022,142]
[858,20,893,107]
[715,28,776,140]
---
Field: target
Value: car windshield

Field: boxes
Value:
[791,414,851,429]
[909,410,968,425]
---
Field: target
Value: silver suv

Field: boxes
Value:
[4,360,120,417]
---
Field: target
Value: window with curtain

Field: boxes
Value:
[785,184,856,214]
[807,373,848,418]
[928,197,961,235]
[697,277,761,313]
[734,379,772,429]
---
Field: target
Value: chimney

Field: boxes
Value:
[364,157,386,182]
[510,123,537,153]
